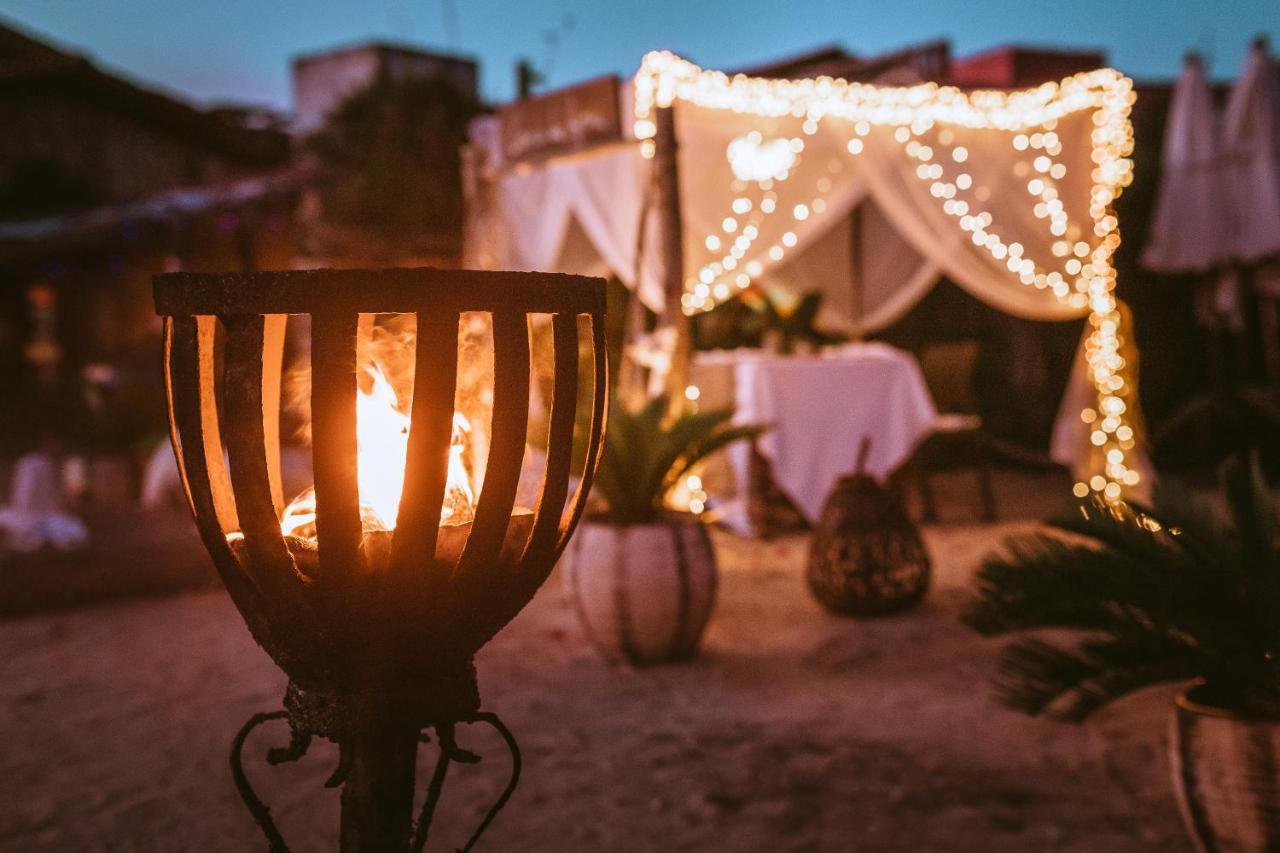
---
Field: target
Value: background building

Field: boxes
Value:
[292,40,478,134]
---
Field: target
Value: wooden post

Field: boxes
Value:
[617,182,653,408]
[338,718,420,853]
[848,204,864,341]
[653,104,690,402]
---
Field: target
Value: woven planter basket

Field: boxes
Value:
[806,439,930,617]
[1171,683,1280,853]
[562,513,717,665]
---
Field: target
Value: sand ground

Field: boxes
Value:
[0,471,1191,852]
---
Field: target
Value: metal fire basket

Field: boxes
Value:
[154,268,607,852]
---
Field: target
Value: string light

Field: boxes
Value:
[685,473,707,515]
[635,51,1137,500]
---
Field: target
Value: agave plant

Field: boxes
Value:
[590,394,764,524]
[963,456,1280,721]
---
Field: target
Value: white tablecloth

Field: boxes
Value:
[691,344,938,534]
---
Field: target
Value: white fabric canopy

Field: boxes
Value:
[465,54,1145,496]
[1143,57,1229,273]
[472,99,1098,326]
[662,79,1109,326]
[1222,41,1280,264]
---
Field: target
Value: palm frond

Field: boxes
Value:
[1146,478,1227,562]
[963,529,1214,637]
[967,454,1280,720]
[966,537,1128,635]
[994,636,1202,722]
[635,407,734,508]
[591,393,764,523]
[1223,453,1280,571]
[1049,498,1191,568]
[663,423,766,494]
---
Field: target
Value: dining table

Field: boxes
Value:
[689,343,939,536]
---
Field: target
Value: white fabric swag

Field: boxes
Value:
[465,70,1136,482]
[471,100,1099,328]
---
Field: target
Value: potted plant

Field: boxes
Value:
[963,456,1280,853]
[562,393,762,664]
[761,290,846,355]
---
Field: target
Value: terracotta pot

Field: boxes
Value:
[1171,683,1280,853]
[561,513,716,665]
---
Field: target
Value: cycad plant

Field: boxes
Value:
[590,394,764,524]
[963,456,1280,720]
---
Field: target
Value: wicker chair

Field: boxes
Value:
[915,340,996,523]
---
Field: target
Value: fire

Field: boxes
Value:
[279,360,480,541]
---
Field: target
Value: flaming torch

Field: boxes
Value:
[154,268,607,851]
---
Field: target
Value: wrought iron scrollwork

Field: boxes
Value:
[231,709,522,853]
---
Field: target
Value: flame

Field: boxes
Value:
[280,360,479,541]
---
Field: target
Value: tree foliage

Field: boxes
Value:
[306,73,484,255]
[0,157,101,221]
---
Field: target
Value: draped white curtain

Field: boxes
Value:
[766,198,940,334]
[471,99,1100,326]
[465,72,1133,479]
[669,100,1094,323]
[466,142,666,310]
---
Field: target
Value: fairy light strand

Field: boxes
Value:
[632,51,1138,500]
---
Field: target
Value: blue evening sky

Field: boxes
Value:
[1,0,1275,110]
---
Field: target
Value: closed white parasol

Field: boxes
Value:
[1221,38,1280,264]
[1143,55,1229,273]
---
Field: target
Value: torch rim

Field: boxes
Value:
[154,266,606,317]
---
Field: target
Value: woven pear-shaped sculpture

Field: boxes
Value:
[806,438,931,617]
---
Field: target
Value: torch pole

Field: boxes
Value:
[338,716,420,853]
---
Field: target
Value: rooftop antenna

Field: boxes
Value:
[516,59,543,100]
[539,14,576,87]
[516,14,574,100]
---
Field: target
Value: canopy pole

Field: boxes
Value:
[617,167,654,408]
[654,104,691,405]
[849,204,864,342]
